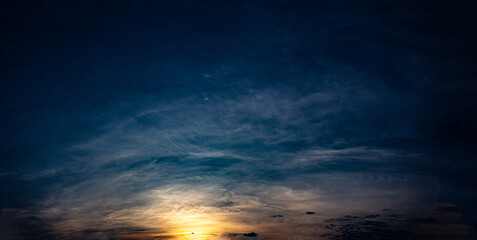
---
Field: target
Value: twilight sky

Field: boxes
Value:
[1,1,477,239]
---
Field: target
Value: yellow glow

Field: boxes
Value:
[45,185,341,239]
[100,185,336,239]
[154,231,221,240]
[122,187,255,239]
[155,210,247,239]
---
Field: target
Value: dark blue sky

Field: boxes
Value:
[1,1,477,239]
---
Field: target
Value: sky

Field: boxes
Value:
[1,0,477,239]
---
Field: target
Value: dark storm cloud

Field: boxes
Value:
[1,0,477,238]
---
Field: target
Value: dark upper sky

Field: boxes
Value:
[1,0,477,239]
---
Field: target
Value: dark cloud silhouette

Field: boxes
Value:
[0,210,54,240]
[323,205,477,240]
[243,232,258,237]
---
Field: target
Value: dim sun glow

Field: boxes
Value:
[128,187,251,239]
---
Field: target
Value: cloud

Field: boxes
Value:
[4,1,476,238]
[322,204,477,240]
[1,84,436,238]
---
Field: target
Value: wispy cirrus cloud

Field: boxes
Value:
[0,80,429,239]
